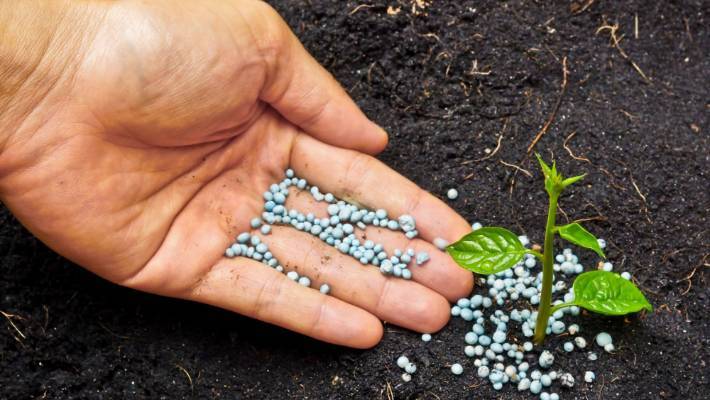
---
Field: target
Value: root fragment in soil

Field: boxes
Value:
[570,0,596,15]
[385,381,394,400]
[462,120,506,164]
[527,57,568,153]
[677,254,709,296]
[349,4,374,15]
[596,22,651,84]
[1,310,26,341]
[625,170,652,223]
[499,160,532,177]
[563,131,591,163]
[466,59,492,76]
[176,364,194,391]
[572,215,608,224]
[634,14,639,39]
[599,167,627,191]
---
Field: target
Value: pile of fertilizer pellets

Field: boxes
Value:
[223,169,433,291]
[396,355,418,382]
[399,226,629,400]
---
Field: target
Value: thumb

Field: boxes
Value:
[254,5,388,155]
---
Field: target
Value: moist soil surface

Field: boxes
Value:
[1,1,708,399]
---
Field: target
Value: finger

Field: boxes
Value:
[360,226,473,302]
[283,189,472,302]
[253,3,388,155]
[266,224,451,333]
[187,257,384,349]
[289,134,474,295]
[290,134,471,243]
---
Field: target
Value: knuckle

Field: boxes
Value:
[251,271,285,320]
[307,295,329,336]
[403,187,425,217]
[244,1,289,68]
[343,152,375,200]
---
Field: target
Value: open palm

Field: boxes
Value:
[0,0,473,348]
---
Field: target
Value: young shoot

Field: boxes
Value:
[446,154,652,345]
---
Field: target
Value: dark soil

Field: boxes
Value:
[2,1,708,399]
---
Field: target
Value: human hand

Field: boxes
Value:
[0,0,473,348]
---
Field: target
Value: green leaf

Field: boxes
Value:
[571,271,653,315]
[536,153,562,196]
[535,153,553,179]
[550,160,559,179]
[557,222,606,258]
[561,174,585,188]
[446,227,526,275]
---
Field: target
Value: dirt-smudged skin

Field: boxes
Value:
[1,0,708,399]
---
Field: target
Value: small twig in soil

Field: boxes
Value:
[677,254,709,296]
[463,171,475,181]
[571,215,608,224]
[634,14,639,39]
[544,45,560,63]
[571,0,596,15]
[41,305,49,336]
[611,158,650,223]
[632,278,661,297]
[459,81,470,97]
[176,364,194,391]
[629,176,647,204]
[678,265,699,296]
[557,204,570,223]
[466,59,492,76]
[562,131,591,163]
[349,4,374,15]
[462,122,506,164]
[1,311,26,341]
[419,32,441,42]
[97,321,130,339]
[684,17,693,42]
[628,173,652,223]
[619,109,638,120]
[385,382,394,400]
[582,199,606,218]
[500,160,532,177]
[425,391,441,400]
[661,248,689,263]
[597,371,605,400]
[596,22,652,84]
[527,57,568,153]
[599,167,627,191]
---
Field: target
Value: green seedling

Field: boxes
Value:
[446,155,652,344]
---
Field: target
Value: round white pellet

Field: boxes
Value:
[405,363,417,374]
[584,371,596,383]
[433,237,449,250]
[575,336,588,349]
[595,332,613,347]
[451,363,464,375]
[447,188,459,200]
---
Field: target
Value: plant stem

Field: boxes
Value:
[534,192,559,344]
